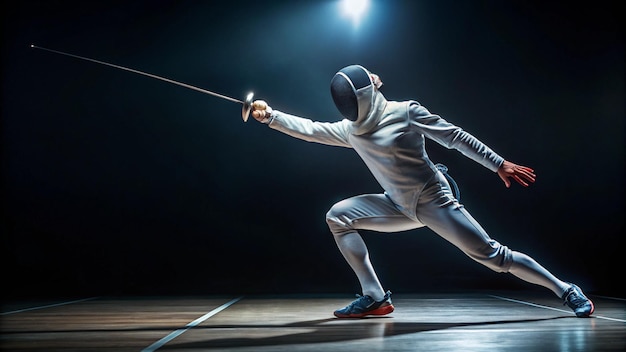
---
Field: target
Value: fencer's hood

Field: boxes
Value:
[330,64,387,134]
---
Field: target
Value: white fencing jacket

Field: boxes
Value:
[266,90,504,219]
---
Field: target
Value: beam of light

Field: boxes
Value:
[340,0,370,27]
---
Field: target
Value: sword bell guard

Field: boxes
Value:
[242,92,254,122]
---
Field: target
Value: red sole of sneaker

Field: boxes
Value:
[334,304,395,318]
[586,301,595,317]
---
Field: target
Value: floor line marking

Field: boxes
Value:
[591,294,626,301]
[0,297,99,316]
[141,296,243,352]
[489,295,626,323]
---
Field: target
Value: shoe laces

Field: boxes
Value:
[563,289,586,307]
[348,294,373,307]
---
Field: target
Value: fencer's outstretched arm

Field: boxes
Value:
[251,100,352,147]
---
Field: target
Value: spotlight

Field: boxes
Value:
[340,0,370,27]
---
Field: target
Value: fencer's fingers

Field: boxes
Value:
[499,162,535,188]
[518,166,536,177]
[251,109,266,120]
[517,168,536,182]
[253,100,268,110]
[512,175,529,187]
[517,169,535,180]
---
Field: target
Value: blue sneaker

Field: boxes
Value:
[562,284,594,317]
[334,290,394,318]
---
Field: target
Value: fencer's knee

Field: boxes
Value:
[467,241,513,273]
[326,202,354,236]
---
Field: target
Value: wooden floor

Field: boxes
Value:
[1,291,624,351]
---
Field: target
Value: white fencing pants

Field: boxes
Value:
[326,171,569,300]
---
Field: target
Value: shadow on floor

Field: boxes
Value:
[160,316,573,349]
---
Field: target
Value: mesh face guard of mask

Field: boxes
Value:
[330,65,374,121]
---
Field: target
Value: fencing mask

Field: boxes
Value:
[330,65,376,122]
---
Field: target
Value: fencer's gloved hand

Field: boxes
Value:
[251,100,273,124]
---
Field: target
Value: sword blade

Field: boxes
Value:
[31,45,244,104]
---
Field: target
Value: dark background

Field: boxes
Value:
[2,1,623,300]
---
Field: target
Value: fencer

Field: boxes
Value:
[250,64,594,318]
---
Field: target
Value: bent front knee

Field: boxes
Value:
[326,205,355,236]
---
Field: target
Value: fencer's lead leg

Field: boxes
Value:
[326,194,422,302]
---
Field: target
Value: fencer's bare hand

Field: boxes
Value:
[251,100,273,123]
[497,160,536,188]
